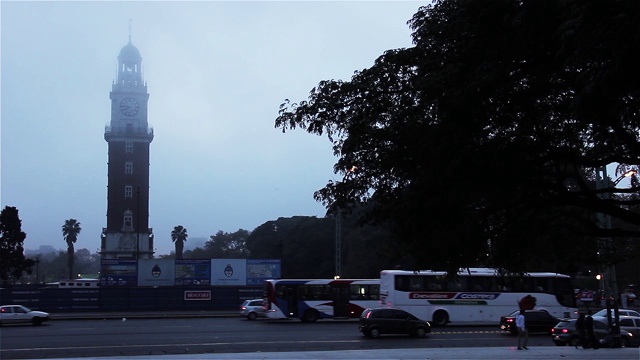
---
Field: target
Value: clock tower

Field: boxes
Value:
[101,36,154,259]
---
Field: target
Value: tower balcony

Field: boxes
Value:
[104,124,154,142]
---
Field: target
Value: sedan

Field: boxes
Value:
[499,309,560,335]
[551,318,637,347]
[593,315,640,338]
[0,305,50,326]
[359,308,431,338]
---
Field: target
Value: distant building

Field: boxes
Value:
[101,34,154,259]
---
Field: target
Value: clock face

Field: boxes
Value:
[120,97,140,116]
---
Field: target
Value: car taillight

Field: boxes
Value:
[507,318,514,322]
[562,328,569,333]
[241,306,247,310]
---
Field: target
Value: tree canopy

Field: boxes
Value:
[275,0,640,275]
[171,225,188,259]
[62,218,81,279]
[0,206,35,285]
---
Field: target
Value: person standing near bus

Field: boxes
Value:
[516,309,529,350]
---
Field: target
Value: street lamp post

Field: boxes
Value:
[595,167,636,348]
[136,186,140,259]
[596,168,636,299]
[595,167,615,299]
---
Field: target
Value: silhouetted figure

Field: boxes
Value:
[575,313,586,348]
[584,314,599,349]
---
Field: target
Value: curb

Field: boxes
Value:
[50,312,239,320]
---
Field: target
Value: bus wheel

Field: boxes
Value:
[432,310,449,327]
[302,309,319,323]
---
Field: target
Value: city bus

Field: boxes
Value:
[263,278,380,322]
[379,268,577,326]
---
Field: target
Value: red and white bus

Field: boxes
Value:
[380,268,577,326]
[263,278,380,322]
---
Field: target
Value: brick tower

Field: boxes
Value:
[101,36,154,259]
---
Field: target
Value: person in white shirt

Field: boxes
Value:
[516,309,528,350]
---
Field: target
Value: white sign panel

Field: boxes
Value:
[137,259,175,286]
[211,259,246,286]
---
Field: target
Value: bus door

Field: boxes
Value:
[332,284,350,318]
[285,286,299,318]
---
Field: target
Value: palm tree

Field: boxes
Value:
[171,225,188,259]
[61,218,81,279]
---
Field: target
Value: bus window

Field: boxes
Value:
[396,276,409,291]
[410,276,424,291]
[447,278,465,291]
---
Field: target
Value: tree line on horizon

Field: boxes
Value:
[2,204,639,288]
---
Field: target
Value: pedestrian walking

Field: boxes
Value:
[516,309,528,350]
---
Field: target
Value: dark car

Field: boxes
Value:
[551,318,638,347]
[359,308,431,338]
[499,310,560,335]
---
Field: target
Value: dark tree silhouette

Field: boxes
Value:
[61,218,81,279]
[275,0,640,275]
[171,225,188,259]
[0,206,35,285]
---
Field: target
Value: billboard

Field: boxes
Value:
[247,259,281,285]
[175,259,211,286]
[100,259,138,286]
[138,259,175,286]
[211,259,247,286]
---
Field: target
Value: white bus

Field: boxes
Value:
[380,268,577,326]
[263,278,380,322]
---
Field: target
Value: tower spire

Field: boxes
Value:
[128,19,132,43]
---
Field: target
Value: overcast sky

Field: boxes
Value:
[1,1,422,255]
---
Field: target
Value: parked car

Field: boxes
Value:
[499,310,560,335]
[617,316,640,338]
[592,308,640,318]
[359,308,431,338]
[551,318,637,347]
[239,299,265,320]
[0,305,50,326]
[593,315,640,338]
